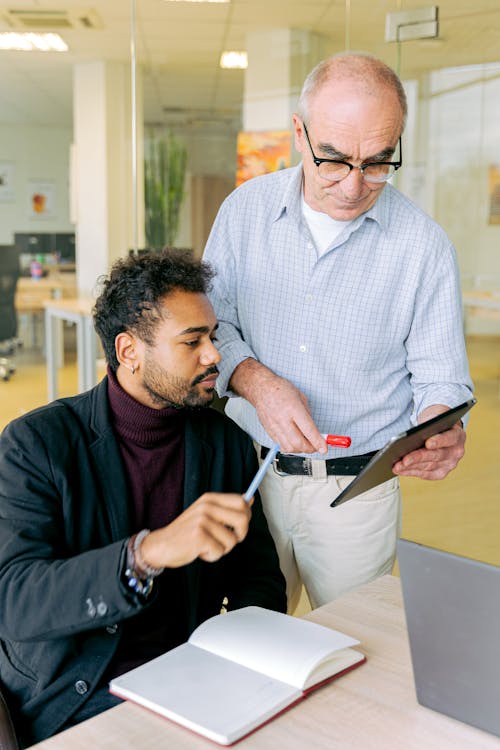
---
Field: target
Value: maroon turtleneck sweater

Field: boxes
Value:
[105,367,189,677]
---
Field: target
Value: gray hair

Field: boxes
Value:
[296,52,407,131]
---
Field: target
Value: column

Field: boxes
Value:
[72,61,145,296]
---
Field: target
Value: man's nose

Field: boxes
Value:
[200,340,221,365]
[339,167,366,196]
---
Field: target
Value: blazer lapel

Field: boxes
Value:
[88,378,133,541]
[183,417,214,631]
[183,418,213,510]
[90,431,132,540]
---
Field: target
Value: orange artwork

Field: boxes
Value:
[488,165,500,225]
[32,193,47,213]
[28,181,55,219]
[236,130,292,187]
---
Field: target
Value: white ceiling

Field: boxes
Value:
[1,0,500,129]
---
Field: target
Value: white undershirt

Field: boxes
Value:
[301,194,353,256]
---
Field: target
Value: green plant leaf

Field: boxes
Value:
[144,129,187,249]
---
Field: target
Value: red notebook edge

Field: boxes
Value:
[110,653,367,747]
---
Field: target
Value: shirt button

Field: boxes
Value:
[74,680,88,695]
[299,345,307,352]
[305,294,313,302]
[106,624,118,634]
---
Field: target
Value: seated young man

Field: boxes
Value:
[0,249,286,746]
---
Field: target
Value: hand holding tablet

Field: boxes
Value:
[330,399,476,507]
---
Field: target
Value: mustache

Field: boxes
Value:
[191,366,219,387]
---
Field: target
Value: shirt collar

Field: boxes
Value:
[273,164,304,222]
[361,183,391,231]
[274,162,392,231]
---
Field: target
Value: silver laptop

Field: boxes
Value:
[397,538,500,738]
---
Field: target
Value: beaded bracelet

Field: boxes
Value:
[123,529,164,599]
[130,529,165,578]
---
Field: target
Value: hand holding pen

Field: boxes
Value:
[244,434,351,502]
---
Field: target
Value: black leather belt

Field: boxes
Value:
[260,446,376,476]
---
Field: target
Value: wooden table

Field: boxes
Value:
[29,576,500,750]
[44,296,97,401]
[15,274,77,348]
[15,275,77,312]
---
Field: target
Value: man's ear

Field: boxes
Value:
[292,114,305,154]
[115,331,139,374]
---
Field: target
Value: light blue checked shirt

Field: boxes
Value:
[203,164,473,457]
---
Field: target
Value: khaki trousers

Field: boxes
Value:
[256,445,402,612]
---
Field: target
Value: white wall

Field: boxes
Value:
[0,124,73,244]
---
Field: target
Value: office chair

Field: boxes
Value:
[0,686,19,750]
[0,246,21,381]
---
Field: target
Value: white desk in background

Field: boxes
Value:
[30,576,499,750]
[44,297,97,402]
[463,290,500,395]
[463,290,500,321]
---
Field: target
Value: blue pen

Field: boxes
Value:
[243,443,279,502]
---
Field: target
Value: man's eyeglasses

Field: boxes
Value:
[302,123,402,184]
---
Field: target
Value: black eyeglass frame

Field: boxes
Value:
[302,122,403,183]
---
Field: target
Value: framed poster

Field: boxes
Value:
[0,161,15,202]
[236,130,291,187]
[28,180,56,219]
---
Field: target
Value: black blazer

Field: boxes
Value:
[0,378,286,745]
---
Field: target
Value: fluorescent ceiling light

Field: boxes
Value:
[0,32,68,52]
[220,51,248,69]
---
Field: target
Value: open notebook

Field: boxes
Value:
[110,605,365,745]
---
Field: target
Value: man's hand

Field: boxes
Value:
[392,404,466,480]
[230,358,326,454]
[139,493,253,568]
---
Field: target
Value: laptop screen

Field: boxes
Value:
[397,539,500,738]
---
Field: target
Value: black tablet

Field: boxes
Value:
[330,398,477,507]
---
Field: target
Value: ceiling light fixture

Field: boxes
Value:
[0,32,68,52]
[220,51,248,69]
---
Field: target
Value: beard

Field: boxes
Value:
[141,353,218,410]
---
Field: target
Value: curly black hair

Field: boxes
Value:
[93,248,215,371]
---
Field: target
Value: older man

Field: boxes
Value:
[204,53,473,611]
